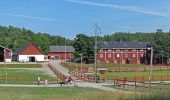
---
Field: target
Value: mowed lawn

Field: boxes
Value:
[0,87,130,100]
[0,64,42,68]
[0,68,57,84]
[107,70,170,79]
[62,62,145,69]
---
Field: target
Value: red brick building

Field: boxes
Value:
[0,45,12,62]
[97,41,150,64]
[14,43,44,62]
[48,46,74,60]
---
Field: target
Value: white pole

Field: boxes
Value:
[149,47,153,89]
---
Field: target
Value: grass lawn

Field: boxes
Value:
[107,70,170,78]
[0,69,57,84]
[0,87,130,100]
[0,64,42,68]
[62,62,146,69]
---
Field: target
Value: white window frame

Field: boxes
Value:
[108,49,112,52]
[125,54,128,57]
[116,49,121,52]
[132,49,136,51]
[100,54,103,58]
[108,54,112,58]
[117,54,120,57]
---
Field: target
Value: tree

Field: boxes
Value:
[73,34,94,63]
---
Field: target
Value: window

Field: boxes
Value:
[133,54,136,57]
[117,54,120,57]
[125,54,128,57]
[140,54,144,57]
[108,54,112,58]
[116,49,120,52]
[100,49,103,52]
[140,49,144,51]
[124,49,128,51]
[100,54,103,58]
[132,49,136,51]
[108,49,112,52]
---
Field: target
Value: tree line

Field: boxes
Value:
[0,25,169,64]
[73,29,170,64]
[0,25,72,54]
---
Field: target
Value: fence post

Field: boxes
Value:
[134,77,136,91]
[113,79,115,87]
[161,75,162,83]
[123,77,126,89]
[143,76,145,91]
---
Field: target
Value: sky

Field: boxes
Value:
[0,0,170,39]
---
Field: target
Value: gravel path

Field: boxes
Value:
[0,60,132,93]
[49,60,71,76]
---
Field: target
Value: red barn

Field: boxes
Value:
[48,46,74,60]
[14,43,44,62]
[98,41,150,64]
[0,45,12,62]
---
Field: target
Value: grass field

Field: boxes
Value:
[0,87,131,100]
[0,64,42,68]
[107,70,170,78]
[0,69,57,84]
[62,62,145,69]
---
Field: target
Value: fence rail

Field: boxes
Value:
[113,74,170,91]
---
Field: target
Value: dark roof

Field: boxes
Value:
[15,42,43,55]
[49,46,74,53]
[99,41,150,49]
[0,45,12,52]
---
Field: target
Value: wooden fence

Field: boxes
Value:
[108,66,170,72]
[113,74,170,91]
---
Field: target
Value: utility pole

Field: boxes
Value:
[65,37,66,61]
[4,49,7,83]
[94,23,101,83]
[148,47,153,89]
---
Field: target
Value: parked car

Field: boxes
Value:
[65,58,73,62]
[71,58,81,63]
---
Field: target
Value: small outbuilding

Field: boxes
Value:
[0,45,12,62]
[14,43,44,62]
[48,46,74,60]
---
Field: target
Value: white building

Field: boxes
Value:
[14,43,44,62]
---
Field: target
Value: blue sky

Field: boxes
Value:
[0,0,170,39]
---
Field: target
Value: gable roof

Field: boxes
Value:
[99,41,150,49]
[15,42,43,55]
[49,46,74,53]
[0,45,12,52]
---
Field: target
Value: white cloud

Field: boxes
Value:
[66,0,169,17]
[0,13,56,22]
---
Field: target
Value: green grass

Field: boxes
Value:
[0,87,130,100]
[107,70,170,78]
[62,62,146,68]
[0,64,42,68]
[0,69,57,84]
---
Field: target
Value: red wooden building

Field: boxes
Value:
[0,45,12,62]
[48,46,74,60]
[14,43,44,62]
[97,41,150,64]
